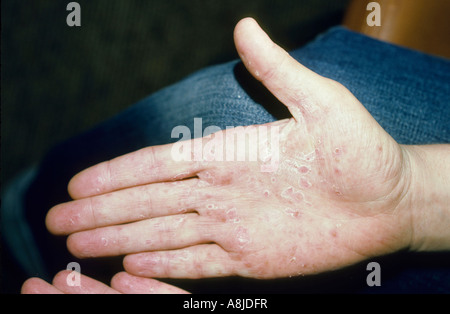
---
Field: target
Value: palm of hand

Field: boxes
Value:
[46,18,413,280]
[187,81,410,278]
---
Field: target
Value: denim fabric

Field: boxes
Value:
[294,28,450,145]
[6,26,450,293]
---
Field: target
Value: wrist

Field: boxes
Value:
[402,144,450,252]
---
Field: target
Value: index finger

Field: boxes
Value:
[68,139,206,199]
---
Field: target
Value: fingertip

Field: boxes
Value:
[52,270,72,286]
[110,271,145,293]
[123,253,151,277]
[66,232,90,258]
[45,206,58,235]
[68,164,107,199]
[67,170,88,199]
[233,17,328,119]
[110,271,128,286]
[233,16,291,86]
[233,17,268,63]
[67,174,79,199]
[45,204,65,235]
[21,277,41,294]
[110,271,141,293]
[122,254,138,274]
[234,17,258,38]
[21,277,62,294]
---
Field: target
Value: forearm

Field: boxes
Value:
[404,144,450,252]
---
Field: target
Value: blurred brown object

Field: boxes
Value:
[343,0,450,59]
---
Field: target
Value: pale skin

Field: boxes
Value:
[40,18,449,284]
[21,271,189,294]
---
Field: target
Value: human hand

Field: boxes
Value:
[21,271,189,294]
[46,18,430,279]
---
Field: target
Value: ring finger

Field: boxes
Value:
[66,213,218,258]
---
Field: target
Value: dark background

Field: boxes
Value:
[1,0,349,185]
[1,0,351,294]
[2,0,450,296]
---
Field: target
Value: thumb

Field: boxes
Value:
[234,18,330,121]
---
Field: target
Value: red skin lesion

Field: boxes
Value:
[330,229,338,238]
[298,166,310,174]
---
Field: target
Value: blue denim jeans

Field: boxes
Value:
[3,26,450,293]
